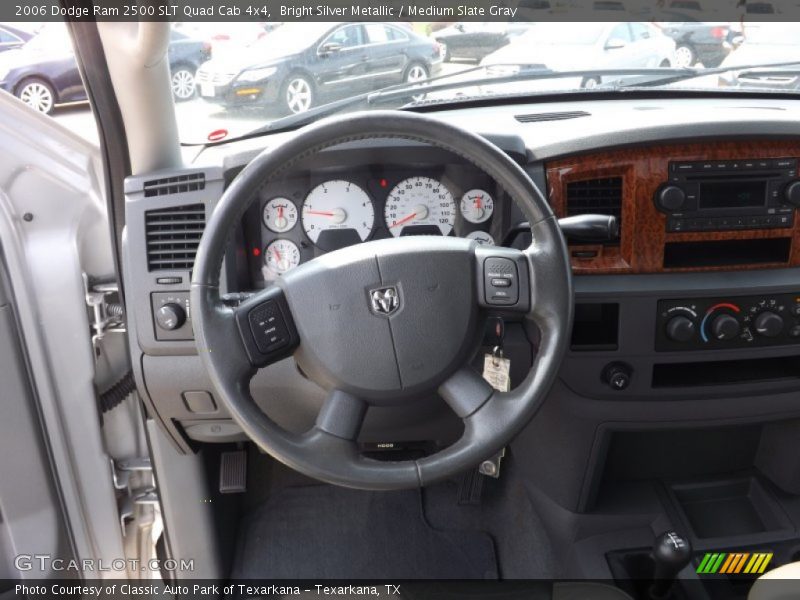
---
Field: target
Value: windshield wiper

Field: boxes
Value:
[609,61,800,89]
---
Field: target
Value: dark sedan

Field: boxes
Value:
[657,21,732,67]
[196,22,443,115]
[0,25,209,114]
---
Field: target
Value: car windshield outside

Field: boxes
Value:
[2,20,800,144]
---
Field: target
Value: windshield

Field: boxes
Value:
[172,20,800,143]
[2,19,800,145]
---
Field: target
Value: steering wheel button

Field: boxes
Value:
[484,257,519,305]
[248,301,289,354]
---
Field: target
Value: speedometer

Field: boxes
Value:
[384,176,455,237]
[302,180,374,245]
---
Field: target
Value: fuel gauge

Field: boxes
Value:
[460,189,494,224]
[264,239,301,275]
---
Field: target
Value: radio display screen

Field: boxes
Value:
[699,180,767,209]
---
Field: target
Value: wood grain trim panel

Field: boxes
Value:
[546,141,800,274]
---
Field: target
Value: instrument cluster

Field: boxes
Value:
[242,166,504,285]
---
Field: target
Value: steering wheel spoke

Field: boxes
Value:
[438,367,494,418]
[315,389,368,441]
[231,285,300,368]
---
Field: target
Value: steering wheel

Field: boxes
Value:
[191,111,572,490]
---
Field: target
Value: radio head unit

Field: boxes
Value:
[655,158,800,233]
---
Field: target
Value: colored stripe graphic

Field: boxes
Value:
[697,552,773,575]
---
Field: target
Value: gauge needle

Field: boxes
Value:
[305,210,335,216]
[474,196,482,209]
[272,247,282,262]
[391,212,418,228]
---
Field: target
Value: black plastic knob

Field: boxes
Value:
[602,362,632,391]
[665,315,695,342]
[784,180,800,207]
[711,313,740,341]
[155,303,186,331]
[754,311,784,338]
[656,185,686,212]
[650,531,693,599]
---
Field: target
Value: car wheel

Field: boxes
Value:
[283,74,314,115]
[171,67,196,101]
[581,77,600,89]
[16,78,55,114]
[405,63,429,84]
[675,45,696,68]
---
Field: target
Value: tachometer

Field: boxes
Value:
[460,189,494,224]
[302,180,374,245]
[263,197,298,233]
[264,239,301,275]
[384,176,455,237]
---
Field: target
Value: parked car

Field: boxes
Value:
[433,22,513,63]
[718,24,800,91]
[0,24,35,53]
[657,21,732,67]
[0,25,209,114]
[196,22,443,115]
[481,22,675,88]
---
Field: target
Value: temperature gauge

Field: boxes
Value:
[460,189,494,224]
[263,198,298,233]
[466,230,494,245]
[264,239,301,275]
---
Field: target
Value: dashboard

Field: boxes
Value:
[235,151,515,289]
[123,97,800,465]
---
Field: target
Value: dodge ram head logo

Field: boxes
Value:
[369,286,400,316]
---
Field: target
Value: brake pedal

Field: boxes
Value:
[219,450,247,494]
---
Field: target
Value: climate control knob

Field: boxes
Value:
[666,315,695,342]
[754,311,784,338]
[784,180,800,207]
[711,313,740,341]
[656,185,686,212]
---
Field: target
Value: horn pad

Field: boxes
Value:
[280,237,477,403]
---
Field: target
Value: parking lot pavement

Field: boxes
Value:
[51,62,471,145]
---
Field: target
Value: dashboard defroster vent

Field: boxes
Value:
[145,204,205,271]
[566,177,623,242]
[143,172,205,197]
[515,111,590,123]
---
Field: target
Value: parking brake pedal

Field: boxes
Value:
[219,450,247,494]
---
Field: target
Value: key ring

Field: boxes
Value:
[492,345,503,367]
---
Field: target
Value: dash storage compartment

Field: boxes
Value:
[668,477,791,539]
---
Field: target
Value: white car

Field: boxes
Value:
[480,21,676,89]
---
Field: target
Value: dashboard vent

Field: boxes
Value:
[566,177,622,242]
[145,204,205,271]
[515,111,590,123]
[143,173,205,197]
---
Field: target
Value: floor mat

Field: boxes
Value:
[231,485,498,579]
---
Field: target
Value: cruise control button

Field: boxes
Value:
[491,278,511,288]
[248,301,289,354]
